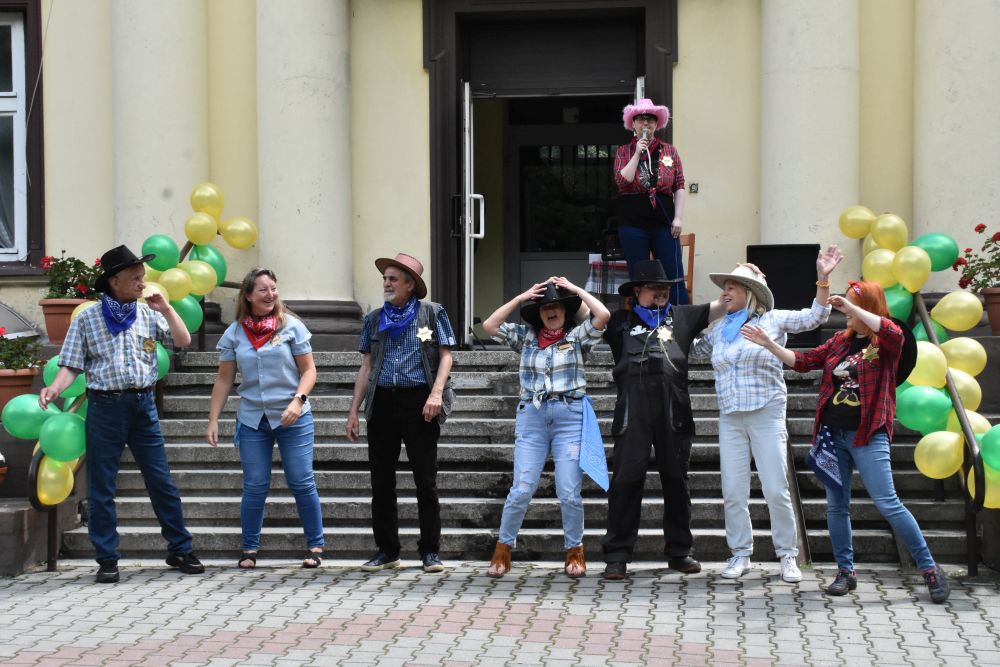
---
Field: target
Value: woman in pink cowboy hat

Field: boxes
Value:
[614,98,688,305]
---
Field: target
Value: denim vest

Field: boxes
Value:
[363,300,454,424]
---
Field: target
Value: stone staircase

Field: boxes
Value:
[61,349,971,564]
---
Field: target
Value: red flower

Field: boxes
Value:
[992,232,1000,242]
[0,326,7,336]
[40,255,54,269]
[975,223,987,233]
[955,257,968,266]
[76,283,89,294]
[965,248,974,254]
[94,258,101,266]
[959,277,972,288]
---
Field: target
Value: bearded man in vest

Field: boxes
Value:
[346,253,456,573]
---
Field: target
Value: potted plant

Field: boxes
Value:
[0,326,43,414]
[38,252,101,344]
[954,222,1000,335]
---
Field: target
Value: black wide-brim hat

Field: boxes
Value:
[520,283,583,331]
[617,259,683,296]
[891,317,917,387]
[94,245,155,293]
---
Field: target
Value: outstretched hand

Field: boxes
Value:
[817,245,844,277]
[740,324,773,348]
[827,294,854,315]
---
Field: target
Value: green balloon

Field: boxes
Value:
[896,385,952,434]
[38,413,86,462]
[895,380,913,402]
[982,425,1000,471]
[156,342,171,380]
[912,232,960,272]
[1,394,62,440]
[913,320,949,344]
[43,355,87,398]
[188,243,227,286]
[143,234,181,271]
[63,397,87,419]
[171,295,204,333]
[885,283,913,321]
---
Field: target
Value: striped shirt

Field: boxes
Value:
[494,319,605,406]
[59,302,175,391]
[690,300,831,414]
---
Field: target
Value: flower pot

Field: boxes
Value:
[38,298,90,345]
[983,288,1000,336]
[0,367,40,415]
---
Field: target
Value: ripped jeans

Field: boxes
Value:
[498,398,585,550]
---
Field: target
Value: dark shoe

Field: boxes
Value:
[667,556,702,574]
[361,552,401,572]
[422,553,445,573]
[302,550,323,569]
[166,552,205,575]
[96,560,119,584]
[923,565,950,604]
[825,568,857,596]
[603,561,627,580]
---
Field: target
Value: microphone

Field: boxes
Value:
[641,128,650,152]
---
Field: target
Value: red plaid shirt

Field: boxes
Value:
[793,317,904,447]
[614,138,685,201]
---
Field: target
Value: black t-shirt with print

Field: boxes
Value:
[821,334,870,430]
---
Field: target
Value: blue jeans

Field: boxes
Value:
[237,412,324,552]
[825,427,935,571]
[499,399,584,550]
[85,389,192,562]
[617,225,689,305]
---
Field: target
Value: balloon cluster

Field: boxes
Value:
[140,182,258,333]
[840,205,998,507]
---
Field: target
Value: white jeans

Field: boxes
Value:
[718,399,798,557]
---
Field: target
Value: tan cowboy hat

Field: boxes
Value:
[709,263,775,312]
[375,253,427,300]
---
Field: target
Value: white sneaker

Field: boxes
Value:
[721,555,751,579]
[780,554,802,583]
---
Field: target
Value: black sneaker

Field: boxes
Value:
[95,560,119,584]
[667,556,702,574]
[361,552,401,572]
[825,568,857,596]
[166,552,205,574]
[422,553,445,573]
[603,561,627,580]
[923,565,951,604]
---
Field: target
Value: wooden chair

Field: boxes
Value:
[680,233,695,298]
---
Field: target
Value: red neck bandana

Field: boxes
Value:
[241,315,278,350]
[537,327,566,350]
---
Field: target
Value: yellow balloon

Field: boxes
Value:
[142,281,169,302]
[871,213,909,251]
[914,431,964,479]
[184,212,219,246]
[945,408,991,438]
[190,181,225,219]
[179,260,217,296]
[861,249,897,288]
[70,300,99,322]
[891,245,931,293]
[37,456,74,505]
[968,465,1000,509]
[145,264,162,283]
[838,205,875,239]
[159,268,193,301]
[940,337,988,376]
[862,233,881,256]
[947,368,982,412]
[221,217,259,250]
[931,291,983,332]
[908,341,948,388]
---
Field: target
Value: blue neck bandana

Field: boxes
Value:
[101,295,138,336]
[379,296,418,339]
[633,304,671,330]
[721,309,750,343]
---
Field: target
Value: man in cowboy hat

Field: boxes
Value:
[39,245,203,583]
[346,252,456,573]
[601,259,724,580]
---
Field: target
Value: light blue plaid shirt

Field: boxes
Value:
[494,319,605,406]
[691,300,831,414]
[59,302,175,391]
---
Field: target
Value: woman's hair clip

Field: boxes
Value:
[847,281,862,295]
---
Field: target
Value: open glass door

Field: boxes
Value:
[461,81,485,346]
[635,75,645,102]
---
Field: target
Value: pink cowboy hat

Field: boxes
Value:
[622,98,670,131]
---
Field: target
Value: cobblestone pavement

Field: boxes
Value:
[1,560,999,666]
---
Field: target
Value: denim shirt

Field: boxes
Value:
[217,314,312,428]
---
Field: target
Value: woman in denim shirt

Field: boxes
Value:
[207,268,322,569]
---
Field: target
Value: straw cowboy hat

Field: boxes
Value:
[94,245,156,293]
[622,98,671,131]
[709,263,775,313]
[375,253,427,300]
[520,283,583,331]
[617,259,683,297]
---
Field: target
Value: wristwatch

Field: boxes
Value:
[297,393,308,404]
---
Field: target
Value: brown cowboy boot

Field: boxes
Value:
[564,545,586,578]
[487,542,512,578]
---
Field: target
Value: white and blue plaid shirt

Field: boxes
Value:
[691,300,830,414]
[59,302,175,391]
[494,319,605,406]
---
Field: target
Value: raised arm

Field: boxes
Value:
[740,324,797,367]
[551,277,610,329]
[482,283,546,337]
[814,245,844,304]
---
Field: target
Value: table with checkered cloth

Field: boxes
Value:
[584,253,630,295]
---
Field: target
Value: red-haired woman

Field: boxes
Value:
[741,280,950,604]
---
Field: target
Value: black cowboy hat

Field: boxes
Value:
[617,259,684,296]
[891,317,917,387]
[520,283,583,331]
[94,245,155,293]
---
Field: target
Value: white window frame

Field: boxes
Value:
[0,13,27,261]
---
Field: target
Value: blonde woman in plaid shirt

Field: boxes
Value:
[483,278,610,578]
[691,246,843,582]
